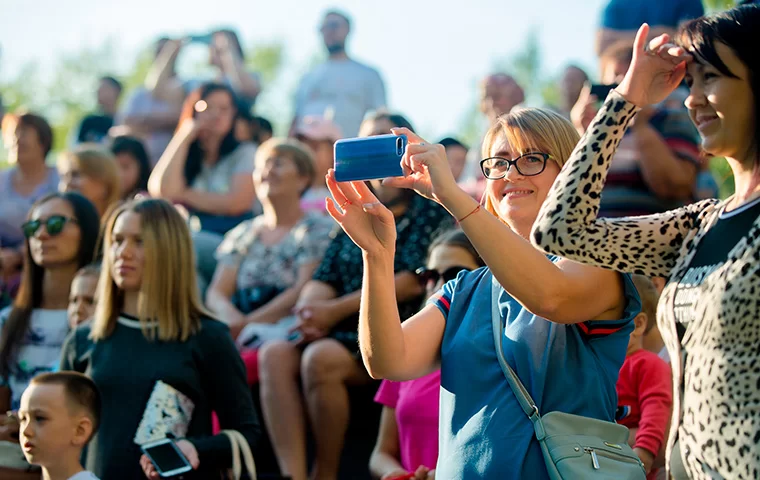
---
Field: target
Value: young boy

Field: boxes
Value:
[616,275,672,479]
[67,265,100,329]
[17,372,101,480]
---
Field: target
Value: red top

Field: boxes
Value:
[616,349,672,476]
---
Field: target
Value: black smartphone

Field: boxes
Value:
[333,134,407,182]
[141,438,193,477]
[589,83,618,100]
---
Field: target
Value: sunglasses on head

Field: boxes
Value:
[21,215,78,238]
[416,266,472,287]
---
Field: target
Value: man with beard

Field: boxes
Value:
[291,10,386,138]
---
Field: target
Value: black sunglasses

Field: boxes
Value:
[416,266,471,287]
[21,215,78,238]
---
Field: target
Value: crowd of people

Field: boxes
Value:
[0,1,758,479]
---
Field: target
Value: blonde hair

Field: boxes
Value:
[255,137,316,195]
[90,199,208,342]
[60,145,121,212]
[481,107,580,217]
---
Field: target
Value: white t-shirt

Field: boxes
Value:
[0,308,69,410]
[295,58,386,138]
[68,471,100,480]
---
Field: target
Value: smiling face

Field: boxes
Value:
[27,198,82,268]
[484,131,561,230]
[108,211,145,292]
[253,152,309,201]
[685,42,756,162]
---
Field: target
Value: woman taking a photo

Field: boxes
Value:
[325,107,641,478]
[532,6,760,478]
[59,198,261,480]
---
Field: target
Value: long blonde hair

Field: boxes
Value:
[90,199,208,342]
[481,107,580,217]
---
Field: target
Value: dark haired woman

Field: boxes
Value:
[148,82,257,235]
[111,135,151,200]
[0,192,99,426]
[533,6,760,478]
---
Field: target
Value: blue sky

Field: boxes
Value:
[0,0,607,139]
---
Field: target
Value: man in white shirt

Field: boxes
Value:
[291,10,387,138]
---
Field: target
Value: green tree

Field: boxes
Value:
[703,0,737,12]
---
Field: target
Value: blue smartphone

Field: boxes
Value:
[333,134,407,182]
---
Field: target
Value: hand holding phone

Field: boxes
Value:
[140,438,197,478]
[333,134,407,182]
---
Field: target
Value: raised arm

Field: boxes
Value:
[144,39,186,106]
[532,25,719,277]
[147,121,195,200]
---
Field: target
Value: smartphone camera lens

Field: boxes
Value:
[396,137,403,156]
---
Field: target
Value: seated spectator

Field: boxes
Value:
[293,115,342,213]
[558,64,589,119]
[148,82,258,236]
[571,40,700,217]
[437,137,468,182]
[0,192,100,415]
[67,264,100,329]
[258,112,453,480]
[109,136,151,201]
[595,0,704,55]
[370,229,484,480]
[114,38,182,165]
[617,275,672,478]
[18,372,102,480]
[58,145,121,220]
[0,113,59,296]
[205,29,261,111]
[71,76,122,145]
[206,138,335,341]
[59,198,261,480]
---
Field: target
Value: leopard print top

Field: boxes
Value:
[532,90,760,479]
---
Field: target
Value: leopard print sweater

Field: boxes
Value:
[532,90,760,479]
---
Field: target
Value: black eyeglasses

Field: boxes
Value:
[21,215,78,238]
[416,266,472,287]
[480,152,553,179]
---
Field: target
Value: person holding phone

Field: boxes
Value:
[324,107,641,478]
[258,113,453,480]
[59,198,261,480]
[533,7,760,478]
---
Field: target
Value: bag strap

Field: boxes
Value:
[490,274,541,423]
[221,430,257,480]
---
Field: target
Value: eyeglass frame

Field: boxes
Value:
[479,152,554,180]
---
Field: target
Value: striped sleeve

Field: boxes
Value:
[576,317,633,339]
[426,275,459,320]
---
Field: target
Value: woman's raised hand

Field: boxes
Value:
[616,24,692,107]
[383,128,459,205]
[325,170,398,257]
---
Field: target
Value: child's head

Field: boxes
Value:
[18,372,101,468]
[629,275,661,353]
[68,264,101,328]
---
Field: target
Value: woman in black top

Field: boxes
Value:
[258,113,453,480]
[59,198,261,479]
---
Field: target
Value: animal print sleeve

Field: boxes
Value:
[531,91,719,278]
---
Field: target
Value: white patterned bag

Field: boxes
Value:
[133,380,195,445]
